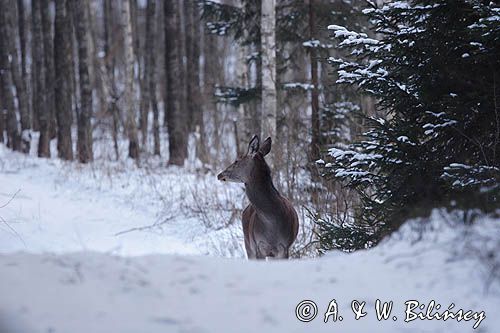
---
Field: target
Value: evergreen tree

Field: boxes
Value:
[318,0,500,250]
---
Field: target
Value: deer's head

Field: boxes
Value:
[217,135,272,184]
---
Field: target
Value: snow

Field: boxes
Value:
[283,82,314,90]
[0,144,245,257]
[1,145,499,333]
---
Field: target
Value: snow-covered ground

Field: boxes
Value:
[0,144,246,257]
[1,145,499,333]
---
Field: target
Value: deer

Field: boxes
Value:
[217,135,299,259]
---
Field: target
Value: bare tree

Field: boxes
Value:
[32,0,50,157]
[0,88,4,143]
[17,0,28,94]
[260,0,277,171]
[164,0,188,165]
[184,0,195,129]
[139,0,154,149]
[4,0,30,153]
[192,11,207,163]
[54,0,73,160]
[309,0,320,182]
[103,0,120,160]
[0,2,21,151]
[41,0,57,140]
[144,0,161,156]
[260,0,277,140]
[122,0,140,160]
[73,0,93,163]
[13,0,31,152]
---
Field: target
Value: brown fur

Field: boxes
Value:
[218,136,299,259]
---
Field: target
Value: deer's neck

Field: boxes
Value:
[245,175,282,215]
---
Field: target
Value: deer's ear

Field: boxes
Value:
[247,135,260,155]
[259,137,271,156]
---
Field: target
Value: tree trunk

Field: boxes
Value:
[122,0,140,160]
[139,0,156,149]
[41,0,57,140]
[73,0,93,163]
[260,0,276,140]
[2,0,30,153]
[145,0,160,156]
[86,0,106,127]
[17,0,28,93]
[184,0,194,130]
[16,0,31,152]
[31,0,41,132]
[0,87,4,143]
[202,29,218,165]
[54,0,73,160]
[0,3,21,151]
[0,85,4,143]
[192,12,207,163]
[103,0,120,161]
[309,0,320,182]
[164,0,187,166]
[32,0,50,157]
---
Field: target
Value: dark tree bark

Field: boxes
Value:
[184,0,194,129]
[54,0,73,160]
[0,3,20,150]
[164,0,175,130]
[139,0,155,149]
[0,87,4,143]
[309,0,320,181]
[41,0,57,140]
[202,31,219,162]
[17,0,32,152]
[103,0,120,160]
[32,0,50,157]
[73,0,93,163]
[164,0,188,165]
[67,0,78,120]
[17,0,28,84]
[144,0,160,156]
[2,0,31,153]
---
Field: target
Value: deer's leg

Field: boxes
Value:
[245,241,257,259]
[242,206,258,259]
[257,242,289,259]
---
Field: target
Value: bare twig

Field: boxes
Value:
[0,189,25,246]
[114,215,175,236]
[0,189,20,209]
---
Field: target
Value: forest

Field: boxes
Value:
[0,0,499,332]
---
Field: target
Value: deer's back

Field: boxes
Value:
[242,197,298,257]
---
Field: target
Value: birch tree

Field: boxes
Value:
[260,0,277,140]
[122,0,140,159]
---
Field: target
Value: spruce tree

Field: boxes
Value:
[318,0,500,250]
